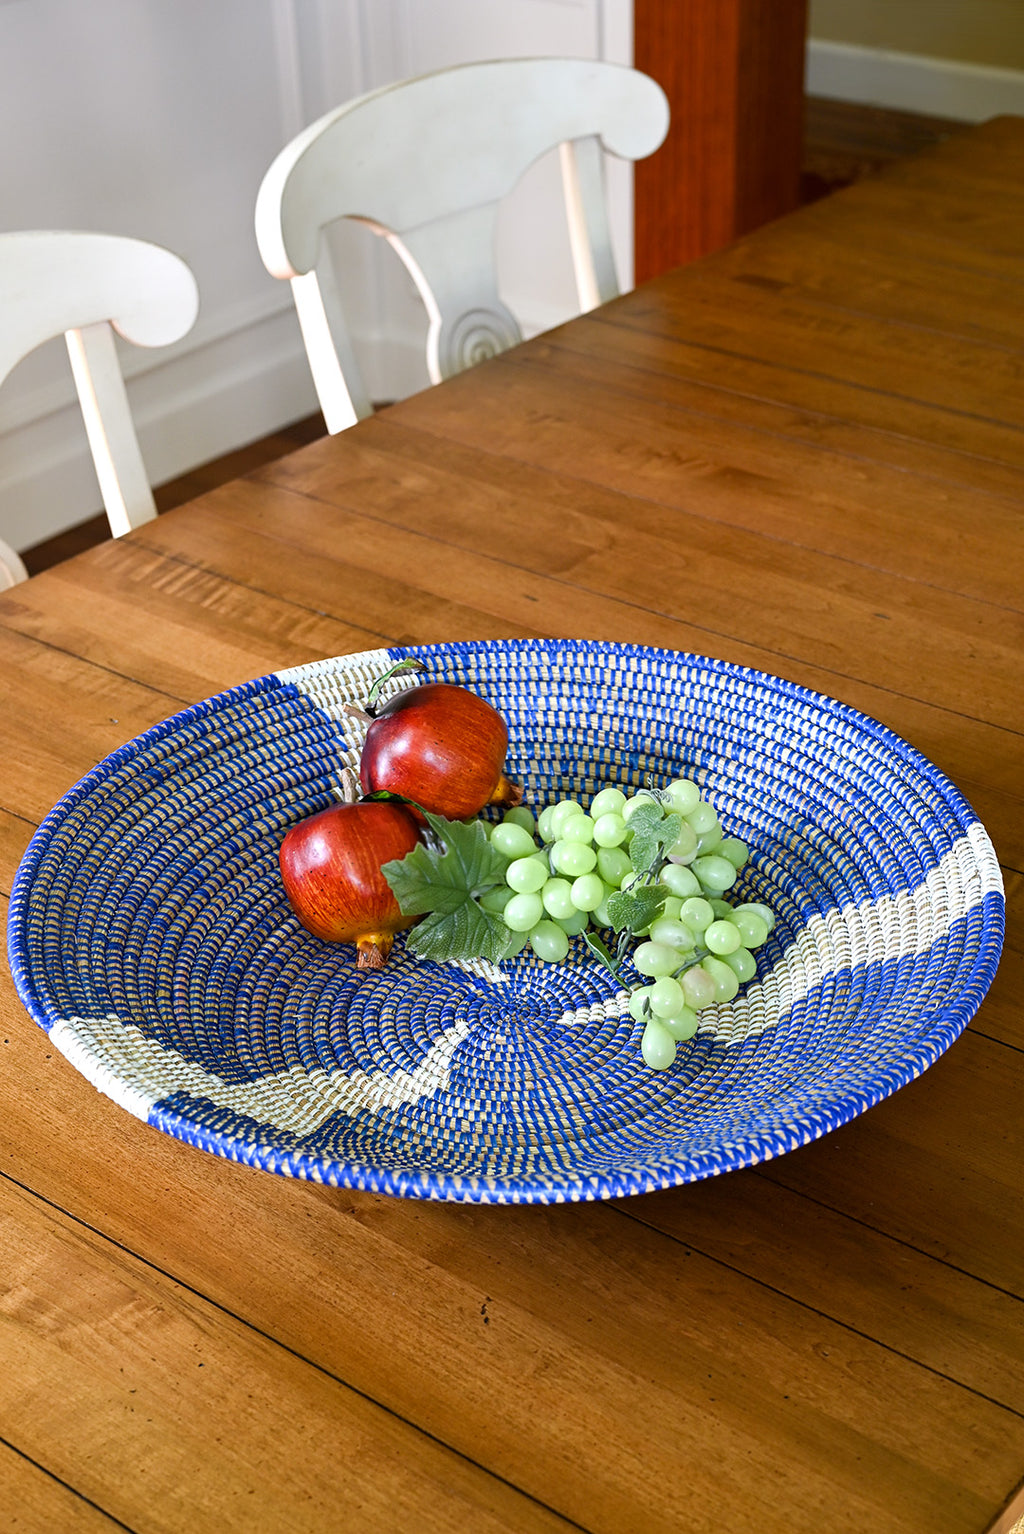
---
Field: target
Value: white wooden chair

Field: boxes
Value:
[255,57,669,433]
[0,230,199,589]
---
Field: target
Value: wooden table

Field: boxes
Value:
[2,116,1022,1534]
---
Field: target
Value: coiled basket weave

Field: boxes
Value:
[7,639,1005,1204]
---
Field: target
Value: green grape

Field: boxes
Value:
[648,916,696,951]
[663,778,701,814]
[659,862,701,899]
[734,901,776,934]
[502,928,531,957]
[555,909,590,936]
[504,891,544,932]
[505,855,549,895]
[628,985,656,1021]
[718,836,749,869]
[732,909,769,948]
[529,921,570,963]
[659,895,684,921]
[622,791,660,822]
[722,947,757,983]
[649,976,685,1017]
[641,1017,677,1071]
[548,799,584,837]
[681,965,717,1010]
[704,919,742,956]
[480,885,512,914]
[536,804,561,842]
[592,812,627,848]
[695,823,724,855]
[596,846,632,886]
[662,1006,699,1041]
[692,854,737,893]
[665,822,699,863]
[702,955,740,1002]
[592,895,615,929]
[550,840,597,877]
[541,878,576,920]
[502,805,536,833]
[590,786,627,818]
[680,896,714,934]
[491,821,539,860]
[684,801,719,835]
[709,898,735,920]
[570,872,605,912]
[633,941,680,978]
[560,814,595,845]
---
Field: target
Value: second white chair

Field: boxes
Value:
[255,57,670,433]
[0,230,199,589]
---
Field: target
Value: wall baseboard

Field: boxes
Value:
[806,38,1024,122]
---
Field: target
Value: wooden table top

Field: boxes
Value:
[2,116,1022,1534]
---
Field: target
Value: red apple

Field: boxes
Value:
[359,681,521,820]
[279,799,421,969]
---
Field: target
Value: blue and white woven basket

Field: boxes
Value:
[7,639,1005,1203]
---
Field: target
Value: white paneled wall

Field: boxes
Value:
[0,0,630,553]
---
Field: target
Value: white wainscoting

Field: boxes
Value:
[807,38,1024,122]
[0,0,630,553]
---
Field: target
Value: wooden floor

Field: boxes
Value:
[20,96,964,579]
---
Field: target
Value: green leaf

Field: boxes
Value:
[629,810,682,874]
[383,814,507,915]
[581,928,622,981]
[382,841,465,914]
[405,904,513,964]
[623,801,664,834]
[605,884,667,934]
[382,811,515,964]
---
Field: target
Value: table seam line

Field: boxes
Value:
[0,1170,595,1534]
[0,1431,138,1532]
[361,411,1024,620]
[609,1204,1024,1420]
[215,483,1024,743]
[590,307,1024,439]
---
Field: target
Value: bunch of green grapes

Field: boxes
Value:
[481,780,775,1071]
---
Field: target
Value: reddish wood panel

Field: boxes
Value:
[633,0,808,280]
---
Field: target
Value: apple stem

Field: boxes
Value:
[365,657,426,713]
[341,703,375,726]
[330,767,362,805]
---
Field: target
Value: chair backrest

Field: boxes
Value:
[0,230,199,589]
[255,57,669,433]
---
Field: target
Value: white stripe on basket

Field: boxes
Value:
[557,822,1004,1042]
[275,649,395,725]
[47,827,1000,1136]
[49,1010,471,1131]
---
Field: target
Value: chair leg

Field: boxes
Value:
[66,321,158,538]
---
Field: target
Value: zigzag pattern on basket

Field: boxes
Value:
[7,638,1005,1204]
[42,822,1001,1134]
